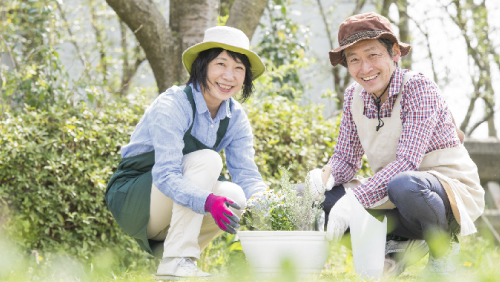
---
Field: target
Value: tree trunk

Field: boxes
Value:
[226,0,268,40]
[484,82,497,137]
[396,0,411,69]
[380,0,393,17]
[107,0,263,94]
[488,111,498,137]
[461,93,479,133]
[170,0,218,86]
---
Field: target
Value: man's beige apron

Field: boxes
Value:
[343,72,484,236]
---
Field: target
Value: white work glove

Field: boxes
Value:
[307,168,336,201]
[326,189,356,242]
[307,169,325,201]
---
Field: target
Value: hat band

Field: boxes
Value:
[339,30,388,47]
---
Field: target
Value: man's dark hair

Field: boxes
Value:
[377,38,395,58]
[186,48,254,102]
[341,38,397,66]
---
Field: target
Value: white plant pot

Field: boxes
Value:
[237,230,329,277]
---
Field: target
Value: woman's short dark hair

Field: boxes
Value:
[186,48,254,102]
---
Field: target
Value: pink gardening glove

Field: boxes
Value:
[205,194,241,234]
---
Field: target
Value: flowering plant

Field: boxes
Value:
[242,167,325,231]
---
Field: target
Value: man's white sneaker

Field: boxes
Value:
[383,239,429,277]
[424,241,460,276]
[155,257,211,280]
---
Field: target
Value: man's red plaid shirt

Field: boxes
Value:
[327,67,461,208]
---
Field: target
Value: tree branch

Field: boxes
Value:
[119,45,146,96]
[55,2,90,79]
[316,0,339,107]
[106,0,173,93]
[467,97,496,136]
[446,0,485,71]
[353,0,366,15]
[401,10,438,83]
[90,2,108,84]
[119,19,130,96]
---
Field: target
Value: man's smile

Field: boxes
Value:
[362,74,379,81]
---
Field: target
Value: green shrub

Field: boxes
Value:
[0,92,374,273]
[0,98,157,272]
[247,95,340,187]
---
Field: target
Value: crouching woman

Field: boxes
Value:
[105,26,267,279]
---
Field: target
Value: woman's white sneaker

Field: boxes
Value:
[155,257,211,280]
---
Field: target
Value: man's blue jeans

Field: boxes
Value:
[322,171,459,256]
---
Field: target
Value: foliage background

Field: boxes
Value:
[0,0,351,274]
[0,0,497,281]
[0,79,352,276]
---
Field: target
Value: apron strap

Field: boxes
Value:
[215,99,231,149]
[182,85,232,152]
[183,85,196,136]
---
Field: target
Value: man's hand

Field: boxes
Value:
[307,169,326,200]
[326,189,356,242]
[205,194,241,234]
[321,165,335,189]
[307,166,336,201]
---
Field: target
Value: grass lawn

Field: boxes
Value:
[1,233,499,282]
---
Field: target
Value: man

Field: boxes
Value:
[309,12,484,276]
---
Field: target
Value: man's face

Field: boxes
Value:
[345,39,401,96]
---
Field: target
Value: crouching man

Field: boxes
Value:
[309,12,484,277]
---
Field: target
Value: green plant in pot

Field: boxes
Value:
[237,167,329,277]
[241,167,325,231]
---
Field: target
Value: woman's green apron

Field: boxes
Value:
[105,86,231,255]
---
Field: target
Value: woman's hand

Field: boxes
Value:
[204,194,241,234]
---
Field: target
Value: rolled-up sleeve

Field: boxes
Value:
[327,85,364,186]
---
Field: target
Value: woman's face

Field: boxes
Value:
[202,50,246,108]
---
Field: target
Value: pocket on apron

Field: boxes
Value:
[113,172,153,238]
[105,178,129,222]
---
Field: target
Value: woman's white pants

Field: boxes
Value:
[146,149,246,260]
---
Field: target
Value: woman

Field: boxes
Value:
[105,26,267,279]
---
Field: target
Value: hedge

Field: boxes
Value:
[0,95,351,271]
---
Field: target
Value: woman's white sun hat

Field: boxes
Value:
[182,26,266,80]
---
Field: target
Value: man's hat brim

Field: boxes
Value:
[329,32,411,67]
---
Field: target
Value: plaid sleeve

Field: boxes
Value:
[327,84,364,186]
[352,74,443,208]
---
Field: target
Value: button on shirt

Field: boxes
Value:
[121,83,267,214]
[327,67,461,208]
